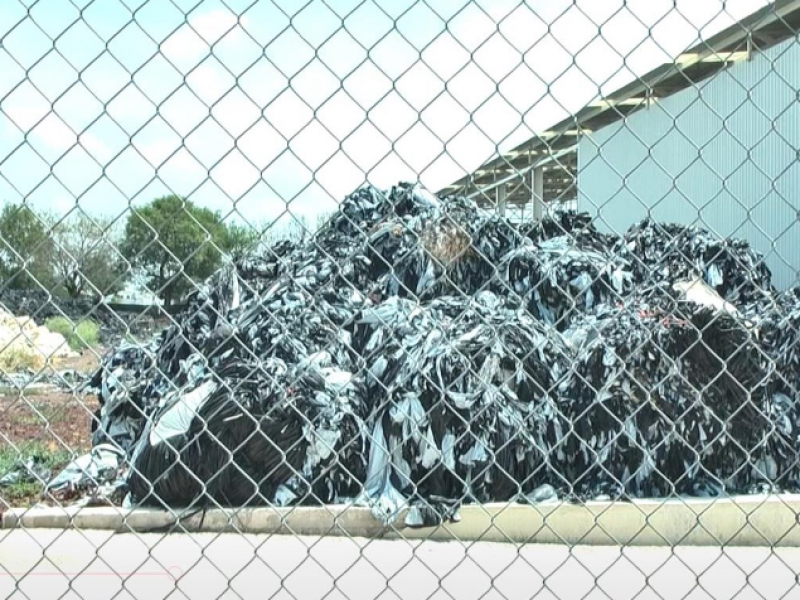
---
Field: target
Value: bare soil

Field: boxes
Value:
[0,391,99,450]
[0,348,104,512]
[60,347,103,373]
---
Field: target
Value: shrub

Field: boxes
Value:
[44,317,100,350]
[0,348,41,372]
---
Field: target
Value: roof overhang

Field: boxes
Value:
[438,0,800,202]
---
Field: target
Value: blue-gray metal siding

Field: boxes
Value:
[578,36,800,290]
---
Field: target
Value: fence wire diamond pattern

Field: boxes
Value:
[2,0,800,598]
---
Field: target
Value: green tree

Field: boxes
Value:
[224,222,260,259]
[121,195,238,306]
[51,213,128,299]
[0,202,54,290]
[258,212,330,247]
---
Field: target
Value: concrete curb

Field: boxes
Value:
[5,495,800,546]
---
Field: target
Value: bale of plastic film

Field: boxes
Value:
[126,371,225,508]
[617,218,774,306]
[355,292,570,526]
[558,304,677,500]
[748,286,800,492]
[127,355,369,508]
[419,216,527,300]
[752,389,800,493]
[360,192,474,301]
[525,206,619,251]
[501,237,633,330]
[366,212,437,300]
[676,305,775,491]
[559,284,775,500]
[760,287,800,392]
[235,279,363,368]
[220,355,370,508]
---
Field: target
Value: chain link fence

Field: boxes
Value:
[2,0,800,597]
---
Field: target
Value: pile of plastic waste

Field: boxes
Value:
[41,182,800,526]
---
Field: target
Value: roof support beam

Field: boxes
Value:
[588,97,657,109]
[675,50,749,65]
[463,146,578,201]
[532,166,544,222]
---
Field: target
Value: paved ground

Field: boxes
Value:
[2,530,800,600]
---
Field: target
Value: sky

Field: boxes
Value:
[0,0,773,233]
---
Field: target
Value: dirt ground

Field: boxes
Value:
[0,348,104,512]
[0,390,99,451]
[60,347,104,374]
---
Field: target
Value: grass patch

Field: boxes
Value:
[44,317,100,351]
[0,441,72,505]
[6,402,71,426]
[0,348,41,372]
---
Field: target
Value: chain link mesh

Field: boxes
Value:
[2,0,800,597]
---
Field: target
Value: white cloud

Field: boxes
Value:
[161,9,252,62]
[136,139,183,169]
[36,116,105,157]
[134,140,212,197]
[3,105,48,132]
[2,105,111,163]
[209,150,261,199]
[45,194,77,216]
[78,133,110,162]
[1,0,778,221]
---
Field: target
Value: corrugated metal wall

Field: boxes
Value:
[578,36,800,290]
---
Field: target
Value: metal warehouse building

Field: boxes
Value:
[440,0,800,290]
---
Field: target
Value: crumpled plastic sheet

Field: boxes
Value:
[761,288,800,390]
[0,369,88,392]
[126,352,369,509]
[0,456,52,488]
[750,286,800,489]
[501,236,632,330]
[559,284,779,499]
[88,340,162,455]
[53,181,800,528]
[617,218,773,305]
[353,292,571,522]
[43,444,126,506]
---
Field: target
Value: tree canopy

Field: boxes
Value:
[0,202,129,298]
[121,195,254,305]
[0,203,54,291]
[50,213,128,299]
[0,196,296,305]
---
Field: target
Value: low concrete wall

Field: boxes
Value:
[5,494,800,546]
